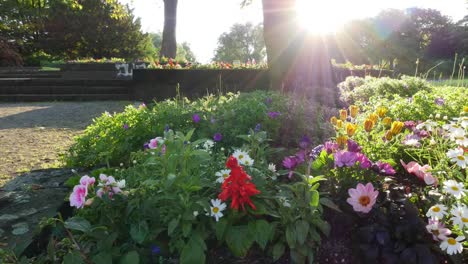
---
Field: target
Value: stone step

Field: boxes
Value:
[0,93,130,102]
[0,86,129,95]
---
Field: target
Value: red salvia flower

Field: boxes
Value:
[218,156,260,211]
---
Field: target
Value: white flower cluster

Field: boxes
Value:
[232,149,254,166]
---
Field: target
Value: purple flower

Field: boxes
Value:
[375,161,396,175]
[295,150,306,164]
[299,135,311,149]
[139,103,146,109]
[403,134,421,147]
[404,121,416,131]
[268,111,281,119]
[356,153,372,169]
[123,124,129,130]
[324,141,339,154]
[435,98,445,106]
[334,151,359,167]
[254,123,262,132]
[192,114,201,123]
[283,156,298,169]
[414,129,429,138]
[164,124,170,132]
[161,145,167,155]
[347,139,362,153]
[143,143,149,150]
[213,133,222,142]
[151,245,161,255]
[310,145,324,160]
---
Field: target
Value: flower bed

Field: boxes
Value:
[2,77,467,263]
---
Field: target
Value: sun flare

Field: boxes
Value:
[296,0,351,34]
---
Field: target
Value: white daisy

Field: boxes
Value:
[193,211,199,217]
[440,236,465,255]
[448,127,465,142]
[446,148,468,168]
[116,179,126,189]
[451,211,468,230]
[456,137,468,148]
[426,204,448,219]
[242,156,254,166]
[450,204,468,218]
[443,180,466,199]
[210,199,226,222]
[203,140,214,150]
[215,169,231,184]
[268,163,276,173]
[232,149,252,166]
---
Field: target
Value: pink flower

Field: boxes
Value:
[347,183,378,213]
[70,185,88,208]
[426,219,451,241]
[334,151,359,167]
[400,160,437,186]
[356,153,371,169]
[375,161,396,175]
[79,175,95,186]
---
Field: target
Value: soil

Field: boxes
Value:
[0,101,132,187]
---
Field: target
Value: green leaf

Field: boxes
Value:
[312,218,330,237]
[63,251,84,264]
[320,197,342,213]
[182,222,192,237]
[307,175,326,186]
[91,252,112,264]
[310,190,319,207]
[64,217,91,233]
[225,225,254,257]
[180,236,206,264]
[295,220,310,245]
[253,220,272,250]
[130,221,149,244]
[168,218,179,236]
[215,219,229,241]
[290,249,306,264]
[285,225,296,248]
[272,242,285,261]
[309,228,321,242]
[120,251,139,264]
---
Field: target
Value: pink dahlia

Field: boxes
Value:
[70,185,88,208]
[79,175,95,186]
[347,183,378,213]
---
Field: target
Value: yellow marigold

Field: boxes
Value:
[377,107,388,118]
[346,123,357,136]
[390,121,404,135]
[336,135,348,147]
[336,120,343,129]
[349,105,359,118]
[369,113,379,124]
[382,117,392,128]
[464,106,468,113]
[385,130,393,140]
[339,109,348,121]
[364,119,374,132]
[330,116,337,125]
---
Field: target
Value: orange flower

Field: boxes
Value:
[382,117,392,128]
[336,120,343,129]
[336,135,348,147]
[330,116,338,125]
[369,113,379,124]
[385,130,393,140]
[390,121,404,135]
[377,107,387,118]
[339,109,348,121]
[364,119,374,132]
[349,105,359,118]
[346,123,357,136]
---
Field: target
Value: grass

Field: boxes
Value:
[39,66,61,71]
[429,78,468,87]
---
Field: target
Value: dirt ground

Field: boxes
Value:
[0,101,131,187]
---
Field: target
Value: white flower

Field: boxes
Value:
[120,163,124,167]
[446,148,468,168]
[451,211,468,230]
[443,116,448,120]
[417,120,438,132]
[133,160,137,164]
[443,180,466,199]
[215,169,231,184]
[403,138,420,147]
[193,211,199,217]
[116,179,126,189]
[426,204,448,219]
[278,197,291,207]
[440,236,465,255]
[268,163,276,173]
[203,140,214,150]
[232,149,253,166]
[450,204,468,218]
[435,113,441,119]
[71,169,77,173]
[210,199,226,222]
[456,137,468,148]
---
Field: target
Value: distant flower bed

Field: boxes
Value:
[66,57,127,64]
[148,58,268,70]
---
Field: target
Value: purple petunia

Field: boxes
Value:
[268,111,281,119]
[435,98,445,106]
[404,121,416,131]
[347,139,362,153]
[123,124,129,130]
[375,161,396,175]
[192,114,201,123]
[213,133,222,142]
[324,141,339,154]
[334,151,359,167]
[283,156,298,179]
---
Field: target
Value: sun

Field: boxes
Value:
[296,0,349,34]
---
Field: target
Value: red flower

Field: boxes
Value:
[218,156,260,211]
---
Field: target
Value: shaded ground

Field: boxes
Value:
[0,102,131,187]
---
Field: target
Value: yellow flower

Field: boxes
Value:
[364,119,374,132]
[336,136,348,147]
[349,105,359,118]
[385,130,393,140]
[330,116,337,125]
[464,106,468,113]
[336,120,343,129]
[346,123,357,136]
[390,121,404,135]
[339,109,348,121]
[382,117,392,128]
[369,113,379,124]
[377,107,387,118]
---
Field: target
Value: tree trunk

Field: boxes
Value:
[160,0,178,59]
[261,0,298,91]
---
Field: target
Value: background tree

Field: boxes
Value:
[212,23,266,63]
[160,0,178,59]
[150,32,196,62]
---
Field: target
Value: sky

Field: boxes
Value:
[118,0,467,63]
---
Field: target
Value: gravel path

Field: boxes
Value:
[0,101,132,186]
